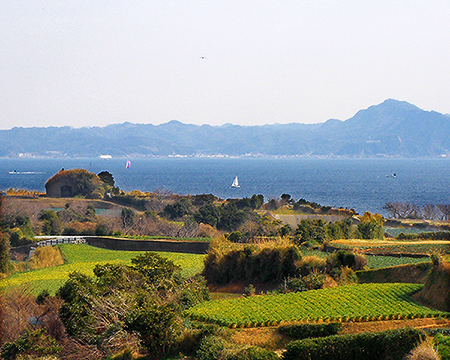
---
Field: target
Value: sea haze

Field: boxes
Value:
[1,158,450,216]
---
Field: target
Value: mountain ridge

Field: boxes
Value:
[2,99,450,158]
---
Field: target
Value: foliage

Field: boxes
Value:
[0,233,11,274]
[98,170,115,187]
[38,210,62,235]
[45,168,104,198]
[28,246,64,270]
[57,252,209,356]
[186,283,446,328]
[1,329,61,360]
[217,203,247,231]
[278,322,342,340]
[398,231,450,241]
[434,333,450,360]
[283,272,326,292]
[120,207,135,229]
[162,198,194,220]
[195,335,277,360]
[356,212,384,239]
[202,237,301,285]
[283,328,426,360]
[194,203,221,227]
[294,217,353,246]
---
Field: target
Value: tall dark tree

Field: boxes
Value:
[0,233,10,274]
[97,171,115,187]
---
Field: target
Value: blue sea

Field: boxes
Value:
[1,157,450,216]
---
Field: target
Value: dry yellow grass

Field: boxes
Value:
[28,245,64,270]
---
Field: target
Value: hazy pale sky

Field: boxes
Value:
[1,1,450,129]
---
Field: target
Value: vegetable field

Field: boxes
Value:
[0,244,206,295]
[302,249,430,269]
[186,283,448,328]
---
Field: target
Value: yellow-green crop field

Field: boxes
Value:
[186,283,449,328]
[0,244,206,295]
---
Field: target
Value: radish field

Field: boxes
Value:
[186,283,448,327]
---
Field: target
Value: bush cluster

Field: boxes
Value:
[278,322,342,340]
[397,231,450,241]
[196,335,277,360]
[283,328,426,360]
[202,238,302,284]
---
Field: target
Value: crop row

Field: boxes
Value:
[185,283,448,328]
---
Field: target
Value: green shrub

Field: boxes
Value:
[435,333,450,360]
[202,238,301,285]
[195,336,227,360]
[278,322,342,339]
[1,329,61,360]
[228,346,278,360]
[284,273,326,292]
[283,328,426,360]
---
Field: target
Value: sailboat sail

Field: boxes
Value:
[231,176,240,188]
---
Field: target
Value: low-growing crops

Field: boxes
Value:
[365,255,430,269]
[0,244,206,295]
[186,283,448,328]
[302,249,429,269]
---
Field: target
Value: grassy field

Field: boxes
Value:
[0,244,206,295]
[186,283,448,328]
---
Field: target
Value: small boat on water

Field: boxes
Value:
[8,170,44,175]
[231,176,240,188]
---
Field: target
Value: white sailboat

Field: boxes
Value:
[231,176,240,188]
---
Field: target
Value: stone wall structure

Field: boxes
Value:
[45,176,78,198]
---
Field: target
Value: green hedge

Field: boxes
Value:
[278,322,342,339]
[283,328,426,360]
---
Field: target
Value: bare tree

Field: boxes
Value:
[1,286,38,342]
[437,204,450,220]
[421,204,440,220]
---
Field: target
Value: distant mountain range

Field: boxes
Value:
[2,99,450,158]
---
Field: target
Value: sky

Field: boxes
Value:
[1,1,450,130]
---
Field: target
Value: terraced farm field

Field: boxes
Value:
[302,249,430,269]
[0,244,206,295]
[330,239,450,255]
[186,283,448,328]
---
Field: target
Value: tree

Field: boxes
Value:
[0,233,10,274]
[58,252,209,357]
[121,207,135,229]
[437,204,450,220]
[97,171,115,187]
[162,198,193,220]
[421,204,439,220]
[38,210,62,235]
[357,212,384,239]
[280,193,292,204]
[217,203,246,231]
[194,204,221,227]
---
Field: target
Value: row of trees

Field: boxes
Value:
[383,202,450,220]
